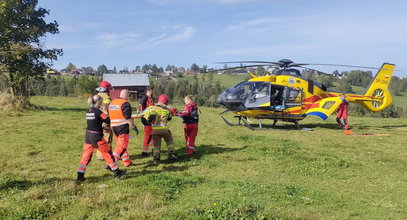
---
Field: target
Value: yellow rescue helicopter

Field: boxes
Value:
[216,59,395,129]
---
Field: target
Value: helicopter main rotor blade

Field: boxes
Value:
[301,63,380,70]
[216,61,282,65]
[218,64,274,71]
[297,66,331,76]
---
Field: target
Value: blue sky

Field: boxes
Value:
[39,0,407,76]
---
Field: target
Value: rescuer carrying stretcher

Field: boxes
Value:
[108,89,139,167]
[178,95,199,155]
[76,95,127,183]
[95,81,113,161]
[138,94,177,164]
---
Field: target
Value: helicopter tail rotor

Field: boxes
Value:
[360,63,395,112]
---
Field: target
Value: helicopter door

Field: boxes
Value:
[283,87,303,108]
[244,82,271,108]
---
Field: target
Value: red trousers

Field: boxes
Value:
[184,123,198,152]
[77,138,118,173]
[142,125,153,153]
[336,103,348,119]
[112,134,132,166]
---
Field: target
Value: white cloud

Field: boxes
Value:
[226,15,316,32]
[95,25,196,51]
[96,32,142,49]
[131,25,196,50]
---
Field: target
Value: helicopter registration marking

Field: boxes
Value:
[288,78,295,85]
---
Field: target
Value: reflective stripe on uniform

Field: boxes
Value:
[152,123,168,130]
[188,146,195,150]
[77,164,87,173]
[111,119,127,127]
[108,162,119,170]
[113,152,121,159]
[122,153,130,161]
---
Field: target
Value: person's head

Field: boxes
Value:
[157,94,169,105]
[87,95,103,108]
[184,95,194,104]
[120,89,129,100]
[146,86,154,97]
[96,81,112,93]
[340,93,346,98]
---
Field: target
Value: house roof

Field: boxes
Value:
[103,74,150,87]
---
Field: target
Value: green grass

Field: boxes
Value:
[1,96,407,219]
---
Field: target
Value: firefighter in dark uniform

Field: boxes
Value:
[137,86,154,157]
[76,95,126,183]
[109,89,139,167]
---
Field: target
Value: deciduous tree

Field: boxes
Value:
[0,0,62,106]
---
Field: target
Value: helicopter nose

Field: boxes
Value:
[216,95,223,104]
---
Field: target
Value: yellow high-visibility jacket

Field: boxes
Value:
[141,104,172,130]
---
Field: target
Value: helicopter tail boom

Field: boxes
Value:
[359,63,394,112]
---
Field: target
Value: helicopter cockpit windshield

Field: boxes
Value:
[224,81,266,103]
[218,81,302,111]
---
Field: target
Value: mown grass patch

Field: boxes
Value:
[1,96,407,219]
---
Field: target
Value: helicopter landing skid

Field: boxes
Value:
[220,110,300,130]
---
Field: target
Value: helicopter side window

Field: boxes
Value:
[284,88,302,107]
[270,86,284,106]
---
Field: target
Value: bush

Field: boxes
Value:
[151,77,224,107]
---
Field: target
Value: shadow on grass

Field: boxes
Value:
[37,106,86,112]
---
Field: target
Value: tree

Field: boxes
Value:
[66,62,76,72]
[151,64,159,73]
[135,65,141,72]
[97,64,108,75]
[113,66,117,73]
[256,66,268,76]
[0,0,62,105]
[191,63,199,73]
[202,65,208,73]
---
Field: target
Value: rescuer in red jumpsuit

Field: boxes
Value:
[336,94,349,130]
[137,87,154,157]
[76,95,126,183]
[179,95,199,155]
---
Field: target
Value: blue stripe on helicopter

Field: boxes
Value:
[306,112,328,120]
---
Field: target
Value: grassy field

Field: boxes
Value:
[1,96,407,219]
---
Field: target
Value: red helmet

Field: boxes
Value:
[158,94,169,105]
[99,81,112,90]
[96,81,112,92]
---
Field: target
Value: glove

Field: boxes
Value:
[132,126,139,135]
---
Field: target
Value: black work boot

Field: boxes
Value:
[141,152,149,158]
[153,157,161,165]
[76,172,86,183]
[105,165,112,172]
[113,169,127,179]
[168,152,178,160]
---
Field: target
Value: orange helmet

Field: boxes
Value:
[158,94,169,105]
